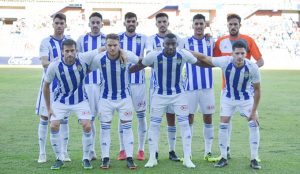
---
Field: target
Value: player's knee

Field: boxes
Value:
[203,114,212,124]
[188,114,194,124]
[166,113,176,126]
[41,115,48,121]
[50,120,60,131]
[81,119,92,132]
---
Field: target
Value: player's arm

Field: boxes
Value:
[256,58,264,68]
[129,59,146,73]
[189,50,215,67]
[249,82,261,122]
[40,56,50,68]
[43,81,54,117]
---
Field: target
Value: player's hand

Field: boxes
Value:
[119,49,128,64]
[248,112,258,122]
[48,108,55,118]
[98,46,106,52]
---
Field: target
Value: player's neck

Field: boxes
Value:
[52,33,64,40]
[125,31,136,37]
[193,33,204,39]
[229,33,240,39]
[90,32,101,36]
[157,32,167,38]
[107,52,120,60]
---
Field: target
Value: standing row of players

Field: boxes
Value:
[35,11,264,170]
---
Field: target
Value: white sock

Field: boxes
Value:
[249,120,260,160]
[38,118,48,155]
[227,121,232,151]
[100,122,111,158]
[60,118,69,154]
[137,111,147,151]
[118,121,125,151]
[148,116,162,159]
[122,122,134,158]
[203,123,214,154]
[219,123,229,159]
[50,129,62,160]
[91,118,96,153]
[82,130,92,160]
[167,126,176,152]
[190,124,193,142]
[177,115,192,160]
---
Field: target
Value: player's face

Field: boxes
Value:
[156,16,169,34]
[193,19,206,36]
[89,16,102,35]
[227,18,241,37]
[106,39,120,58]
[62,44,76,65]
[124,17,138,33]
[52,18,66,35]
[163,38,177,56]
[232,47,246,67]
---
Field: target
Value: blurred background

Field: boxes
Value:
[0,0,299,69]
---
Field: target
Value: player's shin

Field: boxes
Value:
[82,130,92,160]
[137,111,147,151]
[100,122,111,158]
[50,129,63,160]
[248,120,260,160]
[121,121,134,157]
[219,123,229,159]
[177,115,192,159]
[148,117,162,160]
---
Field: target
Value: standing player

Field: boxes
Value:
[181,14,216,161]
[192,41,261,169]
[117,12,147,161]
[146,12,180,161]
[90,34,138,169]
[36,13,71,163]
[77,12,106,160]
[131,33,210,168]
[43,39,102,170]
[214,13,264,159]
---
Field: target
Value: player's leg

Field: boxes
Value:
[239,100,261,169]
[119,97,136,169]
[166,111,180,161]
[60,117,70,162]
[130,84,147,160]
[199,89,216,161]
[49,102,68,170]
[186,90,199,150]
[174,93,195,168]
[99,99,114,169]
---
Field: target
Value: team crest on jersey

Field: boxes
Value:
[52,46,56,50]
[120,63,126,69]
[102,64,106,68]
[158,60,163,64]
[244,71,249,78]
[176,58,182,64]
[206,40,211,47]
[101,39,106,46]
[189,42,194,47]
[156,43,162,48]
[77,64,83,72]
[136,37,141,44]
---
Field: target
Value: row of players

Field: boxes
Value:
[35,11,264,170]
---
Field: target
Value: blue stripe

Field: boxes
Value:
[166,54,173,95]
[241,65,250,100]
[68,64,77,105]
[49,38,58,59]
[36,78,44,115]
[92,36,98,84]
[206,39,213,88]
[233,67,241,100]
[204,123,213,128]
[40,120,48,125]
[197,40,207,89]
[175,53,182,94]
[119,33,124,49]
[110,59,117,100]
[101,56,108,99]
[154,36,161,49]
[220,124,228,129]
[185,62,190,90]
[83,35,89,84]
[120,63,126,99]
[225,63,233,98]
[177,115,188,122]
[157,53,163,94]
[135,35,142,83]
[58,62,69,103]
[76,59,85,102]
[150,117,162,123]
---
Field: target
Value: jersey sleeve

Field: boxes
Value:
[76,35,84,53]
[142,51,156,66]
[78,49,99,65]
[44,62,56,83]
[248,37,262,60]
[39,38,49,58]
[146,36,155,52]
[213,39,222,57]
[89,52,104,72]
[126,51,139,64]
[211,56,231,68]
[250,63,261,84]
[180,49,197,64]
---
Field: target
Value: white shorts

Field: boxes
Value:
[186,89,215,115]
[99,97,134,122]
[150,92,189,117]
[220,96,257,118]
[130,83,147,112]
[85,84,101,118]
[35,77,54,117]
[149,88,175,114]
[50,100,92,121]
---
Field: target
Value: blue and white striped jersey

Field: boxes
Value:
[90,51,139,100]
[182,36,214,90]
[142,49,197,95]
[77,33,106,85]
[44,49,99,105]
[39,35,71,92]
[212,56,260,100]
[146,34,183,90]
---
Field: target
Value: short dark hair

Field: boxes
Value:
[125,12,137,20]
[89,12,102,20]
[232,40,246,50]
[193,14,205,21]
[62,39,76,49]
[106,33,120,41]
[227,13,241,23]
[53,12,66,22]
[164,33,177,40]
[155,12,168,19]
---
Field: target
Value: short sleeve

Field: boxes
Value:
[180,49,197,64]
[126,51,139,64]
[250,64,261,84]
[39,38,49,57]
[89,52,104,72]
[211,56,232,68]
[76,35,84,53]
[44,62,56,83]
[142,51,156,66]
[146,36,155,52]
[78,49,99,65]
